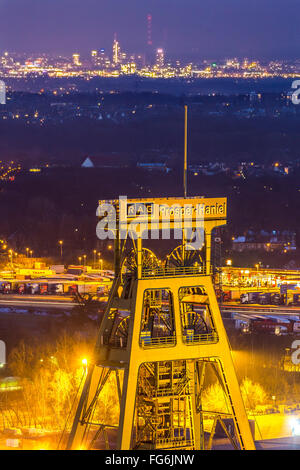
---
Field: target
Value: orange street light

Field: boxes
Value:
[58,240,63,258]
[82,358,88,374]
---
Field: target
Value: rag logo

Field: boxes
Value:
[291,80,300,105]
[0,340,6,366]
[96,196,205,250]
[0,80,6,104]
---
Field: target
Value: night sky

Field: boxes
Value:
[0,0,299,58]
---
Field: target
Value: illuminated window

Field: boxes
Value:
[140,289,176,348]
[102,308,131,349]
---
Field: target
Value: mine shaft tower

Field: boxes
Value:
[67,196,255,450]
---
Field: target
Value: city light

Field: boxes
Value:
[82,358,88,369]
[1,0,300,454]
[2,44,300,81]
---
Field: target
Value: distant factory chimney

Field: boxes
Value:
[146,13,154,66]
[147,13,152,46]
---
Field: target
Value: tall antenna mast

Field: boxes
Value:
[184,105,188,198]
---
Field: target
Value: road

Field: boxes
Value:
[1,295,299,315]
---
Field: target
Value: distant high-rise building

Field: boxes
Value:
[0,51,13,69]
[72,53,81,66]
[156,48,164,68]
[90,49,109,69]
[113,35,121,65]
[146,13,154,66]
[0,80,6,104]
[99,49,108,68]
[133,54,145,69]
